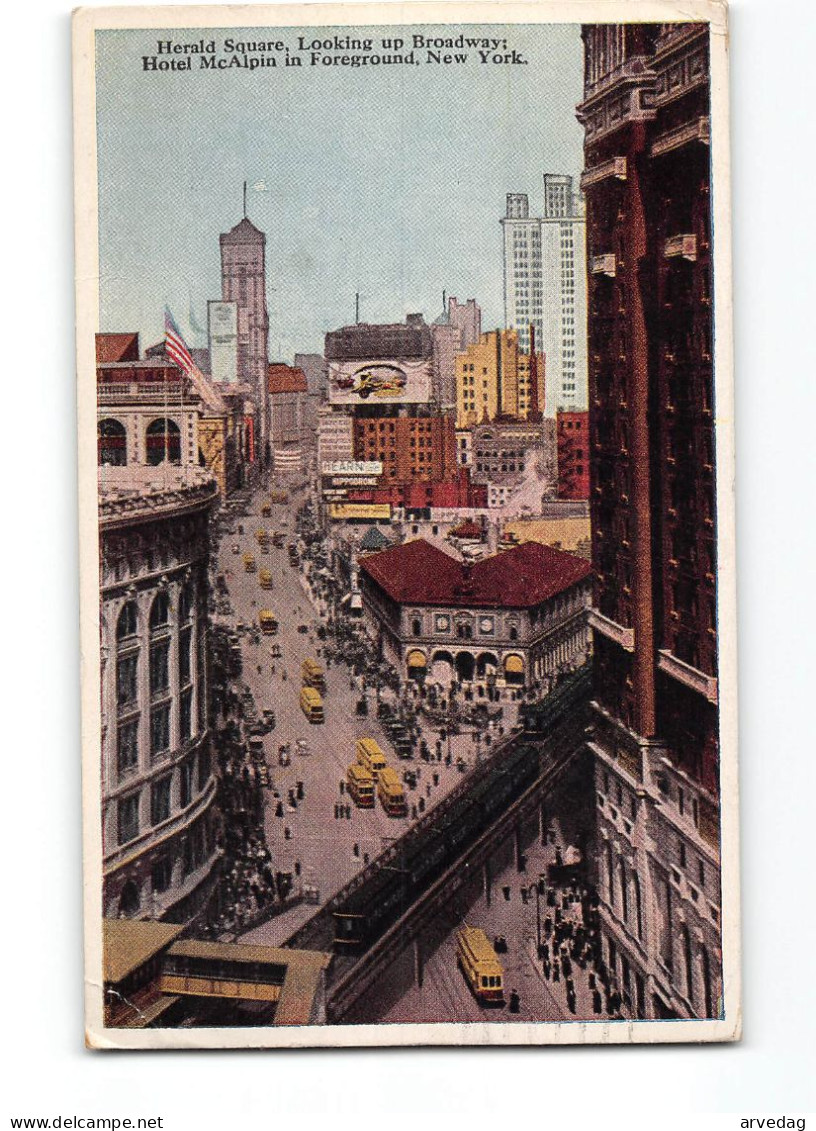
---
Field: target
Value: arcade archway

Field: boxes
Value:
[98,418,127,466]
[146,418,181,466]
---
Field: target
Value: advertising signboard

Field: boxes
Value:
[327,358,432,405]
[208,300,238,383]
[328,503,392,521]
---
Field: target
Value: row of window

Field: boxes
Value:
[117,686,197,775]
[409,613,520,641]
[116,590,194,640]
[116,748,211,846]
[98,417,184,467]
[116,630,193,709]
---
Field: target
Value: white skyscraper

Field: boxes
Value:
[501,174,588,414]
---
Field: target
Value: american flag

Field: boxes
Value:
[164,307,195,375]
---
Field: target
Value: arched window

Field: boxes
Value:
[411,617,422,637]
[681,924,694,1005]
[115,601,141,777]
[178,583,194,625]
[118,879,140,917]
[149,592,171,704]
[700,946,715,1019]
[509,624,519,641]
[98,418,127,466]
[633,871,643,940]
[117,602,138,640]
[149,591,170,630]
[605,841,614,906]
[145,418,181,466]
[618,858,629,924]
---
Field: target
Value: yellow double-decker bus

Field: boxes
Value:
[300,686,324,723]
[243,553,256,573]
[261,502,272,517]
[255,527,268,543]
[301,658,325,692]
[346,763,375,809]
[456,926,504,1005]
[376,766,407,817]
[355,737,386,778]
[259,568,273,590]
[258,610,278,635]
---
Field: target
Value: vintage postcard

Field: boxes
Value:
[74,0,739,1048]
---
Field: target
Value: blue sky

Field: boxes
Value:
[96,23,584,360]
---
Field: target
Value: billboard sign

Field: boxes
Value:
[328,358,432,405]
[321,461,383,476]
[329,503,392,521]
[208,300,238,383]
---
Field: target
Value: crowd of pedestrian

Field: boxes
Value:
[532,841,625,1020]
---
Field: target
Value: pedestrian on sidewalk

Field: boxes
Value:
[340,780,345,795]
[353,842,360,857]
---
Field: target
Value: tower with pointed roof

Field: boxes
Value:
[220,210,270,463]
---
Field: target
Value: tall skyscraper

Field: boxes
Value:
[578,22,721,1020]
[219,214,270,462]
[501,175,588,413]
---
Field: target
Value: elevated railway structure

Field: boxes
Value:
[283,666,593,1022]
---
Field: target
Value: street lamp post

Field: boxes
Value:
[525,879,545,957]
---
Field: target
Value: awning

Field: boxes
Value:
[504,654,524,674]
[407,650,428,669]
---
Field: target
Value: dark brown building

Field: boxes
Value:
[556,411,590,500]
[578,22,721,1021]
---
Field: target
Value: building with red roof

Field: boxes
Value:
[358,538,591,693]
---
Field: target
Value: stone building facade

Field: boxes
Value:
[358,538,591,695]
[99,467,220,925]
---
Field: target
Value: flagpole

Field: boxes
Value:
[163,358,169,488]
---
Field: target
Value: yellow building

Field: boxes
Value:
[503,516,592,558]
[455,329,544,429]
